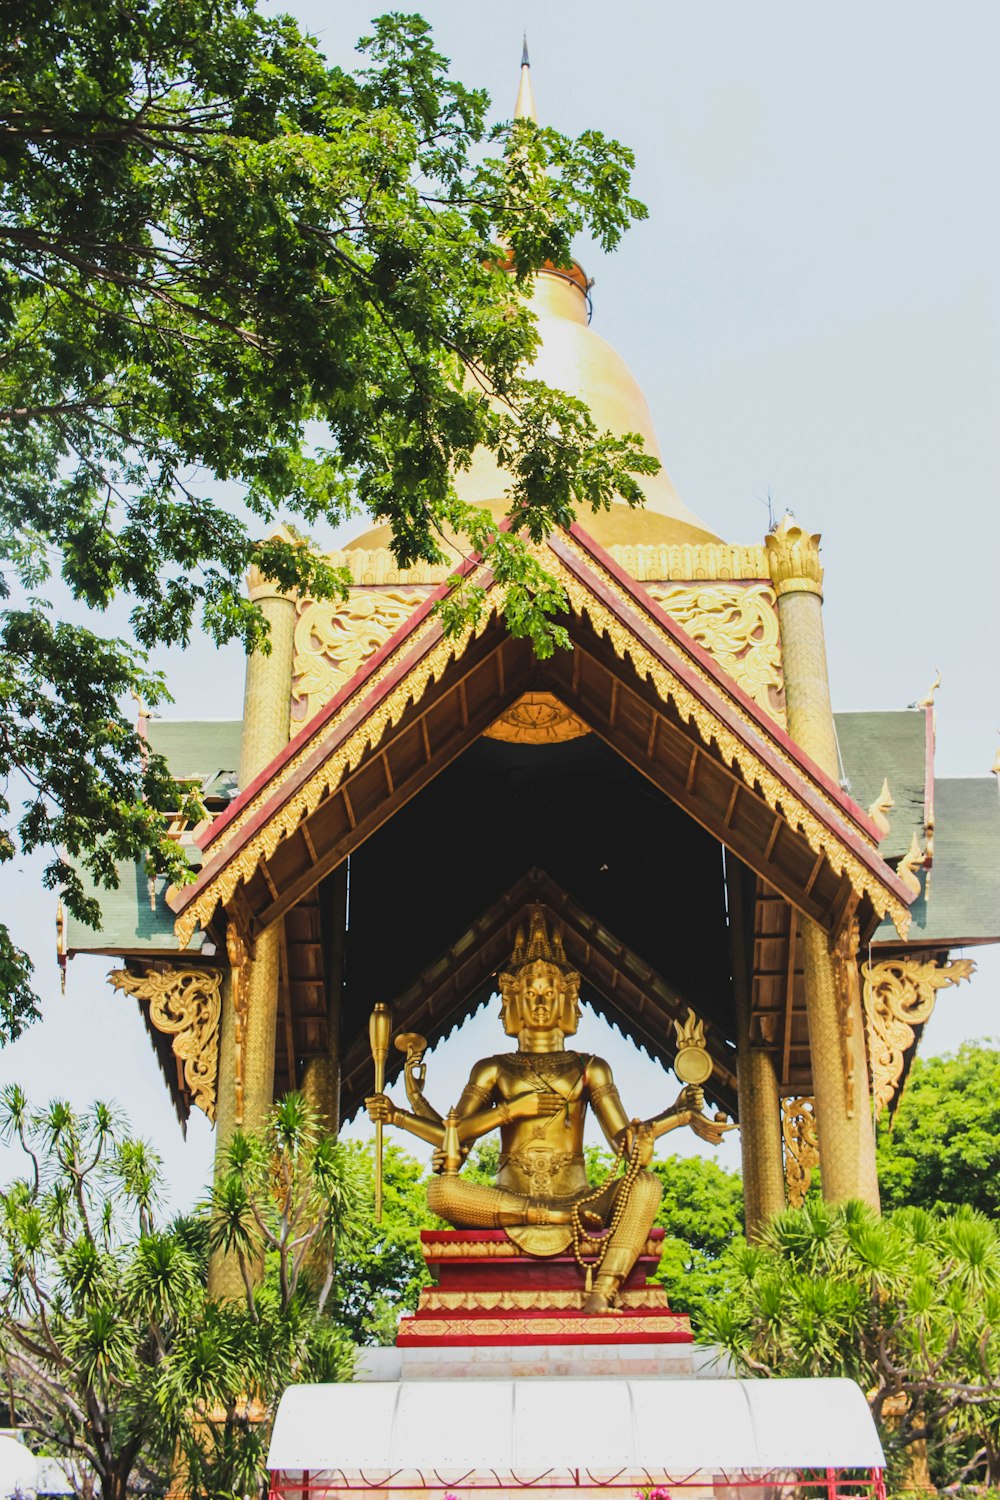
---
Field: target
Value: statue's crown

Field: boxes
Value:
[506,908,570,972]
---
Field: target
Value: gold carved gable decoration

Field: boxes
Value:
[647,583,785,725]
[484,692,589,745]
[292,588,428,724]
[109,966,222,1122]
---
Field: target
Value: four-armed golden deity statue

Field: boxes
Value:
[367,910,729,1314]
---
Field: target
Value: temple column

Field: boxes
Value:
[765,515,879,1210]
[727,857,785,1237]
[208,553,295,1299]
[301,865,348,1133]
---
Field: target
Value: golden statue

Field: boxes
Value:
[367,910,729,1313]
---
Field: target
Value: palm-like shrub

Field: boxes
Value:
[699,1200,1000,1489]
[0,1087,362,1499]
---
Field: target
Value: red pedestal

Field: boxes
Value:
[396,1228,692,1347]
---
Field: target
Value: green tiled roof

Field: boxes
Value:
[65,720,241,957]
[834,709,926,862]
[874,776,1000,947]
[144,719,242,782]
[65,867,208,956]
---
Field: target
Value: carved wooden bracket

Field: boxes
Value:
[862,956,975,1119]
[781,1095,819,1207]
[109,966,223,1121]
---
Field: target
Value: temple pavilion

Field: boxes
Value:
[61,53,1000,1295]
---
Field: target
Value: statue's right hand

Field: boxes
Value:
[507,1090,564,1120]
[366,1093,396,1126]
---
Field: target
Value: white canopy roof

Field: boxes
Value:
[268,1378,884,1477]
[0,1434,38,1499]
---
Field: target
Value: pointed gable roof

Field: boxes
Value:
[169,523,912,949]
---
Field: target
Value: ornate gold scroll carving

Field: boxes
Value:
[400,1314,689,1339]
[292,588,427,723]
[781,1096,819,1208]
[830,917,861,1119]
[225,928,248,1125]
[484,691,589,744]
[109,967,222,1122]
[647,582,784,723]
[862,957,975,1119]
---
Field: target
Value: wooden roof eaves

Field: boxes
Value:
[200,548,485,855]
[338,869,739,1120]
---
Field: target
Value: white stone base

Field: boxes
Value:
[354,1342,732,1382]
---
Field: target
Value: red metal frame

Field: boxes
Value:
[269,1467,886,1497]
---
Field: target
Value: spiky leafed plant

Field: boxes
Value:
[0,1086,200,1499]
[0,1087,362,1499]
[189,1092,363,1496]
[698,1200,1000,1489]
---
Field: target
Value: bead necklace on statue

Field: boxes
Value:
[570,1127,644,1294]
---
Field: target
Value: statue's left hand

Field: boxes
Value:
[623,1119,656,1168]
[675,1084,705,1117]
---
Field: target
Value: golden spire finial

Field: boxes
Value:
[514,35,537,122]
[916,668,942,709]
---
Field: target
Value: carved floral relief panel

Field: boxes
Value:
[646,582,785,725]
[291,587,430,725]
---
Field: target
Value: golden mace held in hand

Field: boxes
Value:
[369,1002,392,1222]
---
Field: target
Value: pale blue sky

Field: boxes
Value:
[2,2,997,1207]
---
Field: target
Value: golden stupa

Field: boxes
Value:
[347,48,719,556]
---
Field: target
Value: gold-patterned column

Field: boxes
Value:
[766,515,879,1211]
[207,963,245,1301]
[727,859,785,1238]
[301,866,348,1133]
[208,546,295,1299]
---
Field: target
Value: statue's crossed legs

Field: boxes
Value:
[427,1167,662,1311]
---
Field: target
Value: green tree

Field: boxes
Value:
[878,1042,1000,1217]
[0,1087,198,1498]
[0,1089,358,1500]
[0,1,654,1039]
[330,1140,441,1346]
[699,1200,1000,1490]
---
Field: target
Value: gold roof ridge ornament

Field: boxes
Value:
[897,831,925,897]
[916,668,942,709]
[867,777,894,839]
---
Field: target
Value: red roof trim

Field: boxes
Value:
[201,548,485,852]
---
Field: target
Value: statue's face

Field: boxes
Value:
[523,970,561,1027]
[500,960,581,1037]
